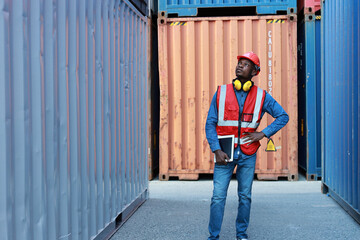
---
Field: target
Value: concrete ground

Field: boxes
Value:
[111,177,360,240]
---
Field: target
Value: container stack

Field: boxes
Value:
[321,0,360,224]
[297,0,322,180]
[157,1,298,180]
[0,1,149,240]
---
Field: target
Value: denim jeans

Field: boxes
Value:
[208,155,256,240]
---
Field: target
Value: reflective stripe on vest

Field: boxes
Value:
[235,138,251,145]
[241,87,265,129]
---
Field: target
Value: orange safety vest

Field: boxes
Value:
[216,84,266,155]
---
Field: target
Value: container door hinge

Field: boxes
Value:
[158,11,167,25]
[288,14,297,22]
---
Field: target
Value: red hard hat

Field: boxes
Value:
[237,52,261,75]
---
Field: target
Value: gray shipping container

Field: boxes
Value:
[0,0,148,239]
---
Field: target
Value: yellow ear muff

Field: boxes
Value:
[242,81,253,92]
[234,80,242,91]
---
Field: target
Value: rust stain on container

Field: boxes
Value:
[158,16,298,181]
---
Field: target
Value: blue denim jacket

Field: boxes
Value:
[205,86,289,160]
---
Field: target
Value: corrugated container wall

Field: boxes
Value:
[0,0,148,239]
[322,0,360,224]
[158,16,298,181]
[297,13,322,180]
[158,0,297,16]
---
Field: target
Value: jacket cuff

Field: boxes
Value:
[261,129,271,138]
[210,143,221,153]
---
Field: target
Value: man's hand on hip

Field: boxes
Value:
[242,131,266,144]
[214,149,229,165]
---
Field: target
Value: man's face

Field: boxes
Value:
[235,58,256,79]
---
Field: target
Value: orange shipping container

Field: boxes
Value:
[158,15,298,181]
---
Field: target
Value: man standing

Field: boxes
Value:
[205,52,289,240]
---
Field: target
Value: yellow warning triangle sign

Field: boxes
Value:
[266,138,276,152]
